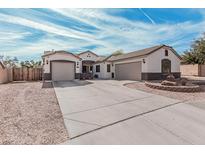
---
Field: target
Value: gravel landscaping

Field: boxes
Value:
[0,81,68,144]
[125,80,205,102]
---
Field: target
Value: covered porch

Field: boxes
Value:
[81,60,95,79]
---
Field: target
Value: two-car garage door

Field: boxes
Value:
[52,61,75,81]
[115,62,142,80]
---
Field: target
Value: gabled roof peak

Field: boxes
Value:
[77,50,99,57]
[42,50,80,59]
[107,44,181,61]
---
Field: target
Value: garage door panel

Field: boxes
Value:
[52,62,75,81]
[115,62,141,80]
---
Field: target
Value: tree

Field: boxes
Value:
[0,55,19,67]
[111,49,124,56]
[182,33,205,64]
[20,60,42,68]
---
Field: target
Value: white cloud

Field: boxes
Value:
[4,35,93,56]
[0,31,30,40]
[1,8,205,60]
[0,13,97,41]
[51,9,205,53]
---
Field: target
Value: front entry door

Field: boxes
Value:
[82,66,87,73]
[161,59,171,74]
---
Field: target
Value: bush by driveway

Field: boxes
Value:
[125,81,205,102]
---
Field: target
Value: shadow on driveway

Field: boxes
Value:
[53,80,93,88]
[42,81,53,88]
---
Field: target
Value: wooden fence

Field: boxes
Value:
[13,67,43,81]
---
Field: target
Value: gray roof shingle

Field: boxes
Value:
[107,45,164,61]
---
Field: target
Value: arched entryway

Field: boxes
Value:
[161,59,171,74]
[82,60,95,73]
[81,60,95,79]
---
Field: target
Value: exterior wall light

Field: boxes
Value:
[143,59,146,64]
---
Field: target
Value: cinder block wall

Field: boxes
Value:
[199,65,205,77]
[180,64,199,76]
[0,68,8,83]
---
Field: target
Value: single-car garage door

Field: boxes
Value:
[115,62,142,80]
[52,61,75,81]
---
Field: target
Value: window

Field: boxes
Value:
[165,50,168,56]
[82,66,87,73]
[96,65,100,72]
[107,64,111,72]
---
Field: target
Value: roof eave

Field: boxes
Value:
[41,51,80,59]
[78,50,99,57]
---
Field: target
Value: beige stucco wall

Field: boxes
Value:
[180,64,205,77]
[180,64,199,76]
[43,53,81,74]
[146,47,181,73]
[0,68,12,83]
[93,47,181,79]
[93,62,112,79]
[111,47,180,75]
[0,68,8,83]
[93,56,146,79]
[78,52,98,61]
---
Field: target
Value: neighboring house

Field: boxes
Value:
[42,45,181,81]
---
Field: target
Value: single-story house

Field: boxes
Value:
[42,44,181,81]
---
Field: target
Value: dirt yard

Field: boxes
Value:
[125,80,205,102]
[0,81,68,144]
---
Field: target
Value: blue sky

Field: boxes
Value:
[0,8,205,61]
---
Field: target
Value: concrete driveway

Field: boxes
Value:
[53,80,205,144]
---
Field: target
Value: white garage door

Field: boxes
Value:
[115,62,142,80]
[52,62,75,81]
